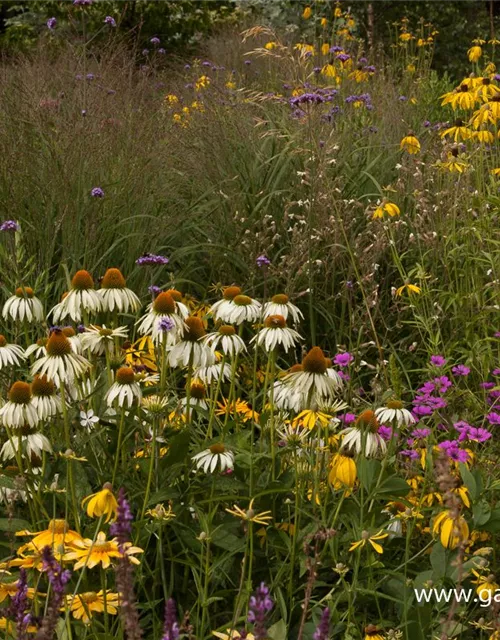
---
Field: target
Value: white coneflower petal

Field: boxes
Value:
[251,315,302,353]
[3,287,44,323]
[50,270,101,323]
[0,382,38,429]
[105,367,142,408]
[25,339,47,359]
[339,426,387,457]
[375,402,415,427]
[31,375,61,419]
[31,330,91,387]
[193,363,233,385]
[192,444,234,473]
[136,292,185,345]
[1,429,52,460]
[202,325,246,357]
[168,317,215,368]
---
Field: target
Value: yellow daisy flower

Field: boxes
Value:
[82,484,118,523]
[349,529,389,554]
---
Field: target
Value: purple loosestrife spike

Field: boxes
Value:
[162,598,180,640]
[35,547,71,640]
[110,487,133,548]
[6,568,29,639]
[313,607,330,640]
[248,582,274,639]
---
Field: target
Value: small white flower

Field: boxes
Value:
[80,409,100,429]
[3,287,44,323]
[0,335,25,368]
[192,444,234,473]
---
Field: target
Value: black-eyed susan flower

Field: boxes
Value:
[105,366,142,407]
[432,511,469,549]
[375,400,415,427]
[226,498,272,526]
[339,409,387,457]
[64,531,143,569]
[471,570,499,598]
[0,381,38,428]
[0,335,25,369]
[213,631,256,640]
[168,316,215,368]
[349,529,388,554]
[30,375,61,419]
[2,287,44,323]
[400,133,420,154]
[16,519,82,553]
[441,83,477,110]
[440,118,472,141]
[123,335,157,372]
[192,443,234,474]
[436,147,470,173]
[81,325,128,355]
[262,293,303,325]
[66,590,119,624]
[293,408,331,430]
[50,270,101,323]
[0,579,36,603]
[475,77,500,100]
[136,291,186,346]
[216,398,259,422]
[146,503,176,522]
[395,282,421,296]
[328,453,357,489]
[98,268,141,314]
[31,329,90,387]
[372,201,400,220]
[251,314,302,353]
[202,324,246,357]
[364,625,385,640]
[82,484,118,523]
[468,45,482,62]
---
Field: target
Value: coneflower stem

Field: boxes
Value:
[60,382,80,532]
[141,418,157,519]
[112,406,126,486]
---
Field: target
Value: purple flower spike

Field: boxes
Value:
[248,582,274,639]
[313,608,330,640]
[162,598,180,640]
[110,488,133,548]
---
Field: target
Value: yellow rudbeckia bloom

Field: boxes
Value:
[328,453,357,488]
[395,283,421,296]
[66,590,119,624]
[400,134,420,154]
[468,45,482,62]
[349,529,389,554]
[82,484,118,523]
[302,6,312,19]
[373,201,400,219]
[432,511,469,549]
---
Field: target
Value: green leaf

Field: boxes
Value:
[210,528,245,553]
[268,619,287,640]
[376,475,411,497]
[0,476,16,490]
[0,518,31,533]
[472,500,491,527]
[357,458,380,492]
[458,463,477,500]
[430,542,447,578]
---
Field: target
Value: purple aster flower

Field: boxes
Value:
[430,355,446,367]
[0,220,20,232]
[339,412,356,424]
[452,364,470,376]
[104,15,116,27]
[481,381,495,389]
[136,252,169,266]
[256,254,271,268]
[313,608,330,640]
[333,352,353,367]
[159,317,175,333]
[336,53,351,62]
[90,187,104,198]
[486,411,500,425]
[493,368,500,376]
[162,598,180,640]
[151,37,161,46]
[378,425,393,440]
[47,17,57,29]
[248,582,274,640]
[400,449,419,459]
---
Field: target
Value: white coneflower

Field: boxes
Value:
[192,443,234,473]
[1,426,52,461]
[60,326,83,354]
[164,288,189,318]
[25,337,47,359]
[375,400,416,427]
[98,268,141,314]
[224,294,262,325]
[209,286,242,321]
[3,287,44,323]
[251,314,302,353]
[31,329,91,387]
[105,366,142,408]
[272,372,303,412]
[339,410,387,457]
[168,317,215,368]
[193,362,233,385]
[202,325,246,357]
[66,375,95,402]
[179,380,209,412]
[31,375,61,419]
[136,292,185,345]
[50,270,101,323]
[263,293,303,325]
[276,422,310,447]
[284,347,342,401]
[80,325,128,355]
[0,382,38,428]
[0,335,25,368]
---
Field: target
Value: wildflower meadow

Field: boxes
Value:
[2,1,500,639]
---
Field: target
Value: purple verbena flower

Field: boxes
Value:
[0,220,20,232]
[159,317,175,333]
[47,17,57,29]
[104,15,116,26]
[90,187,104,198]
[149,285,162,297]
[256,255,271,268]
[151,37,161,46]
[135,253,169,266]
